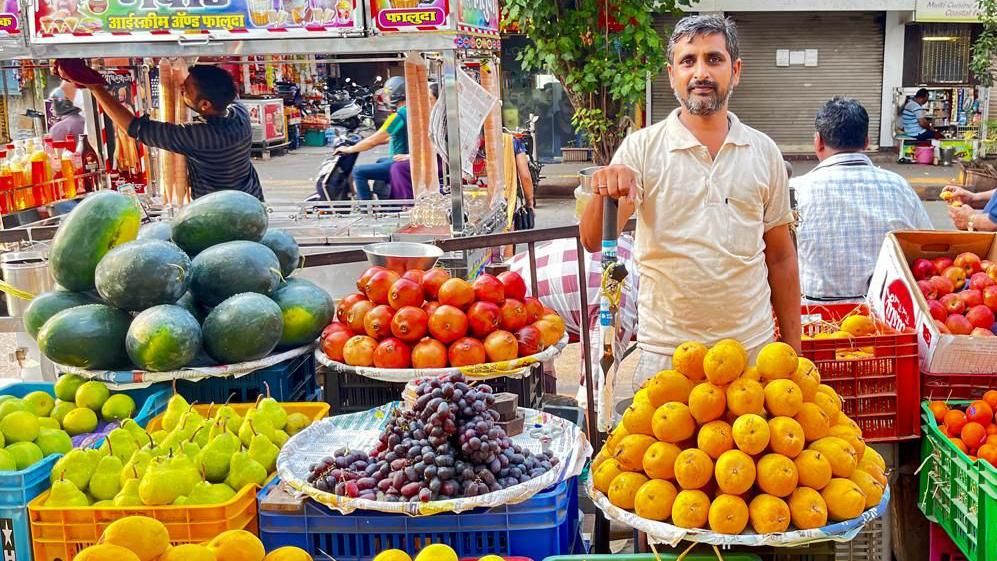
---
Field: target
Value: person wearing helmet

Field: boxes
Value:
[335,75,407,200]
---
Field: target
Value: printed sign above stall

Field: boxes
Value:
[456,0,495,35]
[915,0,981,22]
[369,0,450,32]
[30,0,361,43]
[0,3,19,34]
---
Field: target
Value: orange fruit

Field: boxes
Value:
[821,478,867,521]
[703,343,746,386]
[652,402,696,443]
[673,342,708,382]
[689,383,727,424]
[791,358,821,401]
[814,386,843,417]
[795,403,831,441]
[968,401,994,426]
[714,449,756,495]
[726,378,765,416]
[962,422,988,449]
[717,338,749,363]
[833,411,862,434]
[840,315,876,336]
[950,437,969,454]
[612,434,657,472]
[756,342,799,381]
[621,391,656,436]
[977,444,997,466]
[944,410,968,434]
[809,437,858,478]
[607,471,648,510]
[764,380,803,417]
[860,446,886,472]
[983,390,997,410]
[643,441,682,480]
[788,487,828,530]
[634,479,677,521]
[674,449,714,490]
[742,366,761,381]
[795,450,833,490]
[849,469,885,508]
[592,451,609,472]
[593,458,625,494]
[697,420,734,460]
[645,370,694,407]
[988,424,997,436]
[828,425,866,459]
[708,494,749,534]
[929,401,949,423]
[603,424,630,457]
[748,494,791,533]
[671,490,711,529]
[768,417,805,458]
[732,414,770,455]
[756,454,799,498]
[857,460,887,485]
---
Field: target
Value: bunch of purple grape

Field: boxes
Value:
[306,373,558,503]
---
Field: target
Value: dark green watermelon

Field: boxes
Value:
[95,240,192,311]
[137,222,173,241]
[260,229,301,278]
[38,304,132,369]
[171,190,268,256]
[202,293,283,363]
[175,292,206,323]
[271,278,334,348]
[22,291,95,339]
[126,305,201,371]
[189,241,282,307]
[50,191,143,291]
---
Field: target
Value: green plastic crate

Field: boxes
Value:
[917,400,994,561]
[544,554,761,561]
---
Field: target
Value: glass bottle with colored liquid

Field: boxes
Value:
[59,141,77,199]
[6,144,26,211]
[77,134,100,193]
[0,150,14,214]
[28,139,50,206]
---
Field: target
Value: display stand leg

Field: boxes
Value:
[441,50,464,235]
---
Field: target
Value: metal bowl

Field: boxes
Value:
[363,242,443,273]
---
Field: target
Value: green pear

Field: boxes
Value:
[247,429,279,473]
[168,452,200,497]
[257,386,288,430]
[37,417,60,430]
[225,451,267,490]
[52,449,95,491]
[92,500,113,507]
[238,409,275,446]
[162,388,190,432]
[187,481,237,505]
[138,456,179,506]
[62,408,98,436]
[8,442,43,470]
[100,394,135,421]
[89,454,123,501]
[151,430,168,446]
[273,430,289,448]
[112,478,142,507]
[197,427,239,483]
[173,496,188,505]
[23,391,55,417]
[214,402,243,435]
[50,400,76,426]
[35,428,73,456]
[0,449,16,471]
[45,475,89,507]
[74,381,110,411]
[104,428,138,462]
[1,410,39,443]
[120,450,150,487]
[181,440,201,462]
[285,412,311,436]
[54,374,85,402]
[120,418,148,443]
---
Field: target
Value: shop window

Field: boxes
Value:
[920,24,972,84]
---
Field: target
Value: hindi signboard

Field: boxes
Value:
[369,0,450,32]
[456,0,495,35]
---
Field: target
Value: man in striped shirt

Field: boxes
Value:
[64,63,263,201]
[902,88,940,141]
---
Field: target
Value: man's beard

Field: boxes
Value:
[674,79,732,116]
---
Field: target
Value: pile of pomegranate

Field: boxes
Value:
[321,267,567,369]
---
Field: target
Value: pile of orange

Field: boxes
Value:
[927,391,997,467]
[591,339,887,535]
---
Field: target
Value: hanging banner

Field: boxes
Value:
[915,0,981,22]
[0,1,19,34]
[369,0,450,32]
[456,0,495,35]
[30,0,362,43]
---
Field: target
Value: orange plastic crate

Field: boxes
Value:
[801,303,920,442]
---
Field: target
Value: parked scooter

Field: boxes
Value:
[329,77,379,133]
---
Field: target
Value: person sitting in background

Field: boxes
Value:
[943,184,997,232]
[336,76,407,200]
[793,97,932,303]
[48,96,85,141]
[902,88,941,141]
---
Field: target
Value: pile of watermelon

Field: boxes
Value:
[24,190,334,372]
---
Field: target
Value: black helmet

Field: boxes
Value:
[383,76,406,106]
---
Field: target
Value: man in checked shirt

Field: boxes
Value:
[792,97,932,304]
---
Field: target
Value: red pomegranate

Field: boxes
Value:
[428,305,469,344]
[321,329,353,362]
[423,268,452,301]
[523,297,544,323]
[365,270,401,305]
[346,300,375,333]
[472,274,505,304]
[412,339,448,368]
[499,299,529,332]
[364,305,395,340]
[438,278,475,310]
[483,330,518,362]
[402,270,425,285]
[390,306,429,343]
[516,325,546,356]
[467,301,501,339]
[342,335,377,366]
[335,293,368,324]
[373,337,412,369]
[388,278,424,310]
[448,337,487,367]
[498,271,528,301]
[356,266,386,293]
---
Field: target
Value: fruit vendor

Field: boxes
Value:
[57,60,264,201]
[792,97,932,303]
[579,15,801,382]
[944,184,997,232]
[335,76,408,200]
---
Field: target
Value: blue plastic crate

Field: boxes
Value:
[258,477,582,561]
[174,353,317,404]
[0,501,34,561]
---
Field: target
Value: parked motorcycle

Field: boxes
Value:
[329,77,379,134]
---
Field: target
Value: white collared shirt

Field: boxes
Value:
[611,108,793,355]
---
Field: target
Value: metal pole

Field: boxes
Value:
[441,49,464,235]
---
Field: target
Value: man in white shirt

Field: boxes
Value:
[579,15,801,383]
[794,97,933,303]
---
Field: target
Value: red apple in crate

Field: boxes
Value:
[946,313,975,335]
[984,286,997,312]
[412,339,448,368]
[428,305,469,344]
[919,280,939,300]
[366,270,401,305]
[972,327,996,337]
[498,271,528,301]
[336,293,368,324]
[943,266,968,291]
[523,297,545,323]
[934,256,955,274]
[423,268,451,301]
[971,272,996,291]
[960,289,984,309]
[388,278,424,310]
[941,293,967,315]
[467,301,501,339]
[373,337,411,369]
[448,337,487,367]
[346,300,375,333]
[438,278,475,310]
[472,274,506,304]
[516,325,546,356]
[967,305,996,330]
[321,329,354,362]
[931,275,955,297]
[364,305,395,340]
[483,330,519,362]
[928,300,948,322]
[390,306,429,343]
[357,266,387,293]
[987,263,997,283]
[913,258,937,281]
[500,299,529,331]
[343,335,378,366]
[956,252,984,275]
[935,319,952,334]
